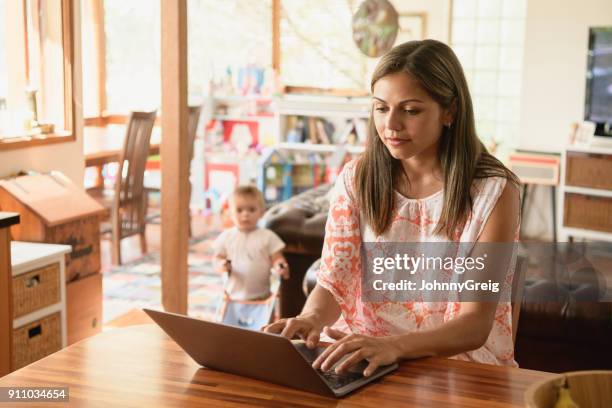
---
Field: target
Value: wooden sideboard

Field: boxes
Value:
[560,145,612,241]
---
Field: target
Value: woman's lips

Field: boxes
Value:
[385,138,411,146]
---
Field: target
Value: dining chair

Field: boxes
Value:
[91,111,157,265]
[144,105,202,237]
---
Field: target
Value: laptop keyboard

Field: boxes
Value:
[292,341,367,390]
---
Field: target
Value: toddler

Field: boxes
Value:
[213,185,289,301]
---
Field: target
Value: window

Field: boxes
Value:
[188,0,272,97]
[0,0,74,147]
[451,0,527,159]
[280,0,370,90]
[0,0,7,103]
[104,0,161,113]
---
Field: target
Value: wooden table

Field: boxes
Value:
[83,125,161,167]
[0,324,553,407]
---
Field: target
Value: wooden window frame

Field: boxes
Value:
[0,0,76,151]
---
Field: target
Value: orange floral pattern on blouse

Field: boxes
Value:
[317,160,518,367]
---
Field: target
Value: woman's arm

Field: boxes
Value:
[315,180,521,375]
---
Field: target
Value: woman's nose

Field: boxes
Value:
[386,109,403,131]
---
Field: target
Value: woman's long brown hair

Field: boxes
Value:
[355,39,520,239]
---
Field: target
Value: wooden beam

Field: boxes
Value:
[160,0,189,314]
[272,0,280,73]
[93,0,107,116]
[0,213,20,376]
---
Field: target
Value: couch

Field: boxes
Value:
[263,184,612,372]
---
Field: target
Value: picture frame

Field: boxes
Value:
[395,12,428,45]
[573,121,596,147]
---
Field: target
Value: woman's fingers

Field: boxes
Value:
[315,338,361,372]
[323,326,349,340]
[363,359,380,377]
[280,318,309,340]
[335,348,367,374]
[305,329,320,349]
[261,319,286,334]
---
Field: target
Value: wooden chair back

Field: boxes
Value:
[112,111,157,240]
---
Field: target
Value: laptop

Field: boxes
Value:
[143,308,398,397]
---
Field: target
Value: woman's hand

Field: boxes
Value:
[262,313,322,348]
[313,327,402,377]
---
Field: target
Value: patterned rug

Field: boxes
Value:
[103,232,224,324]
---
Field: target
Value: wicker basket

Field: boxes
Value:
[12,313,61,370]
[12,263,60,318]
[564,193,612,233]
[566,152,612,190]
[525,370,612,408]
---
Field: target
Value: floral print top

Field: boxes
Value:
[317,160,518,367]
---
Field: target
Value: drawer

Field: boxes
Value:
[565,152,612,190]
[12,263,61,318]
[12,312,61,370]
[564,193,612,233]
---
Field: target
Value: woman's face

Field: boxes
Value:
[372,71,452,161]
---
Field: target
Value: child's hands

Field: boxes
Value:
[216,259,231,275]
[272,261,290,280]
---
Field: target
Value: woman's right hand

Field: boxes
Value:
[262,313,322,349]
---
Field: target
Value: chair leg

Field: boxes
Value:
[112,233,122,265]
[139,230,148,255]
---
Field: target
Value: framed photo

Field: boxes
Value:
[573,121,596,147]
[395,13,427,45]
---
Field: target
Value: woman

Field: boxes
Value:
[264,39,521,375]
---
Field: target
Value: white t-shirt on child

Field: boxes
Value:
[212,227,286,301]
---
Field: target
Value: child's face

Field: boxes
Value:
[372,71,453,161]
[230,194,264,232]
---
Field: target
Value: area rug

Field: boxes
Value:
[103,232,224,324]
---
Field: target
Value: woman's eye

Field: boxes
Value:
[375,106,388,112]
[404,109,420,115]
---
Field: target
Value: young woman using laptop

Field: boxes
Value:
[264,39,521,376]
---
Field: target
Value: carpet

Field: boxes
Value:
[103,232,224,324]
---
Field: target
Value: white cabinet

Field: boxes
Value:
[10,241,71,370]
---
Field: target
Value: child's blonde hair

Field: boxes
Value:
[230,185,265,209]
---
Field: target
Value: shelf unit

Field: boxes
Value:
[559,144,612,242]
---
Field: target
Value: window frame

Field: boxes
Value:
[0,0,76,151]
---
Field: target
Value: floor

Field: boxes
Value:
[101,210,223,328]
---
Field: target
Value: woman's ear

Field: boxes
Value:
[443,99,458,127]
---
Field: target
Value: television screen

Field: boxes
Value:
[585,27,612,136]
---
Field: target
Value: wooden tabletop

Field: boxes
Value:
[0,324,552,407]
[83,125,161,167]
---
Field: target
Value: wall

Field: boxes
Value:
[519,0,612,153]
[0,0,83,186]
[392,0,452,42]
[519,0,612,240]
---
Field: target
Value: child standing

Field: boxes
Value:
[213,186,289,301]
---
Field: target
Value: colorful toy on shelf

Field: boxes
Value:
[257,148,291,205]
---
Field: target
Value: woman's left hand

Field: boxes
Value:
[313,327,402,377]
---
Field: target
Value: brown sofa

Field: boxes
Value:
[263,184,612,372]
